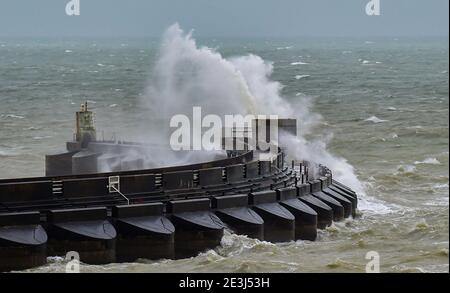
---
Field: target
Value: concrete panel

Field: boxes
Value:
[0,181,52,203]
[163,171,195,190]
[112,203,163,218]
[167,198,211,214]
[245,161,259,179]
[260,160,271,175]
[277,187,298,201]
[226,164,245,183]
[62,177,109,198]
[119,174,156,194]
[249,190,277,205]
[212,194,249,209]
[198,167,224,186]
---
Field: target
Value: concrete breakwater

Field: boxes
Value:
[0,147,357,272]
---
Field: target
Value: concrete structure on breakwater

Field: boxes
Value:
[0,104,358,272]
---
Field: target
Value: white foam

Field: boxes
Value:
[114,23,390,215]
[396,164,417,174]
[425,196,449,207]
[357,195,397,214]
[387,106,397,111]
[32,136,52,140]
[414,157,441,165]
[407,125,423,130]
[295,75,310,80]
[290,61,309,65]
[64,50,73,53]
[276,46,293,50]
[24,126,40,130]
[433,183,449,189]
[365,116,388,123]
[4,114,25,119]
[361,60,381,65]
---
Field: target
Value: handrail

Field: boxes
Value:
[110,185,130,206]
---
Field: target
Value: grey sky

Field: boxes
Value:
[0,0,448,37]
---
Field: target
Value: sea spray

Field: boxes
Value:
[109,24,366,197]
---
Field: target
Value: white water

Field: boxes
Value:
[138,24,368,199]
[365,116,388,123]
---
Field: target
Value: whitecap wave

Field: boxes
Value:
[290,61,309,65]
[24,126,40,130]
[414,157,441,165]
[396,164,417,173]
[425,197,449,207]
[295,75,310,80]
[434,183,449,189]
[365,116,388,123]
[357,195,398,215]
[139,24,390,216]
[361,60,381,65]
[276,46,293,50]
[3,114,25,119]
[390,133,398,139]
[32,135,53,140]
[0,147,18,157]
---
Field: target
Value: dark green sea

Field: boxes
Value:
[0,33,448,272]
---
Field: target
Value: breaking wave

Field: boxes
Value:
[141,24,365,194]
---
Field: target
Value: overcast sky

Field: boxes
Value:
[0,0,448,38]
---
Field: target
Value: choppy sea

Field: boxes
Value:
[0,36,448,273]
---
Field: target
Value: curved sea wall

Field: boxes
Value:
[0,148,358,272]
